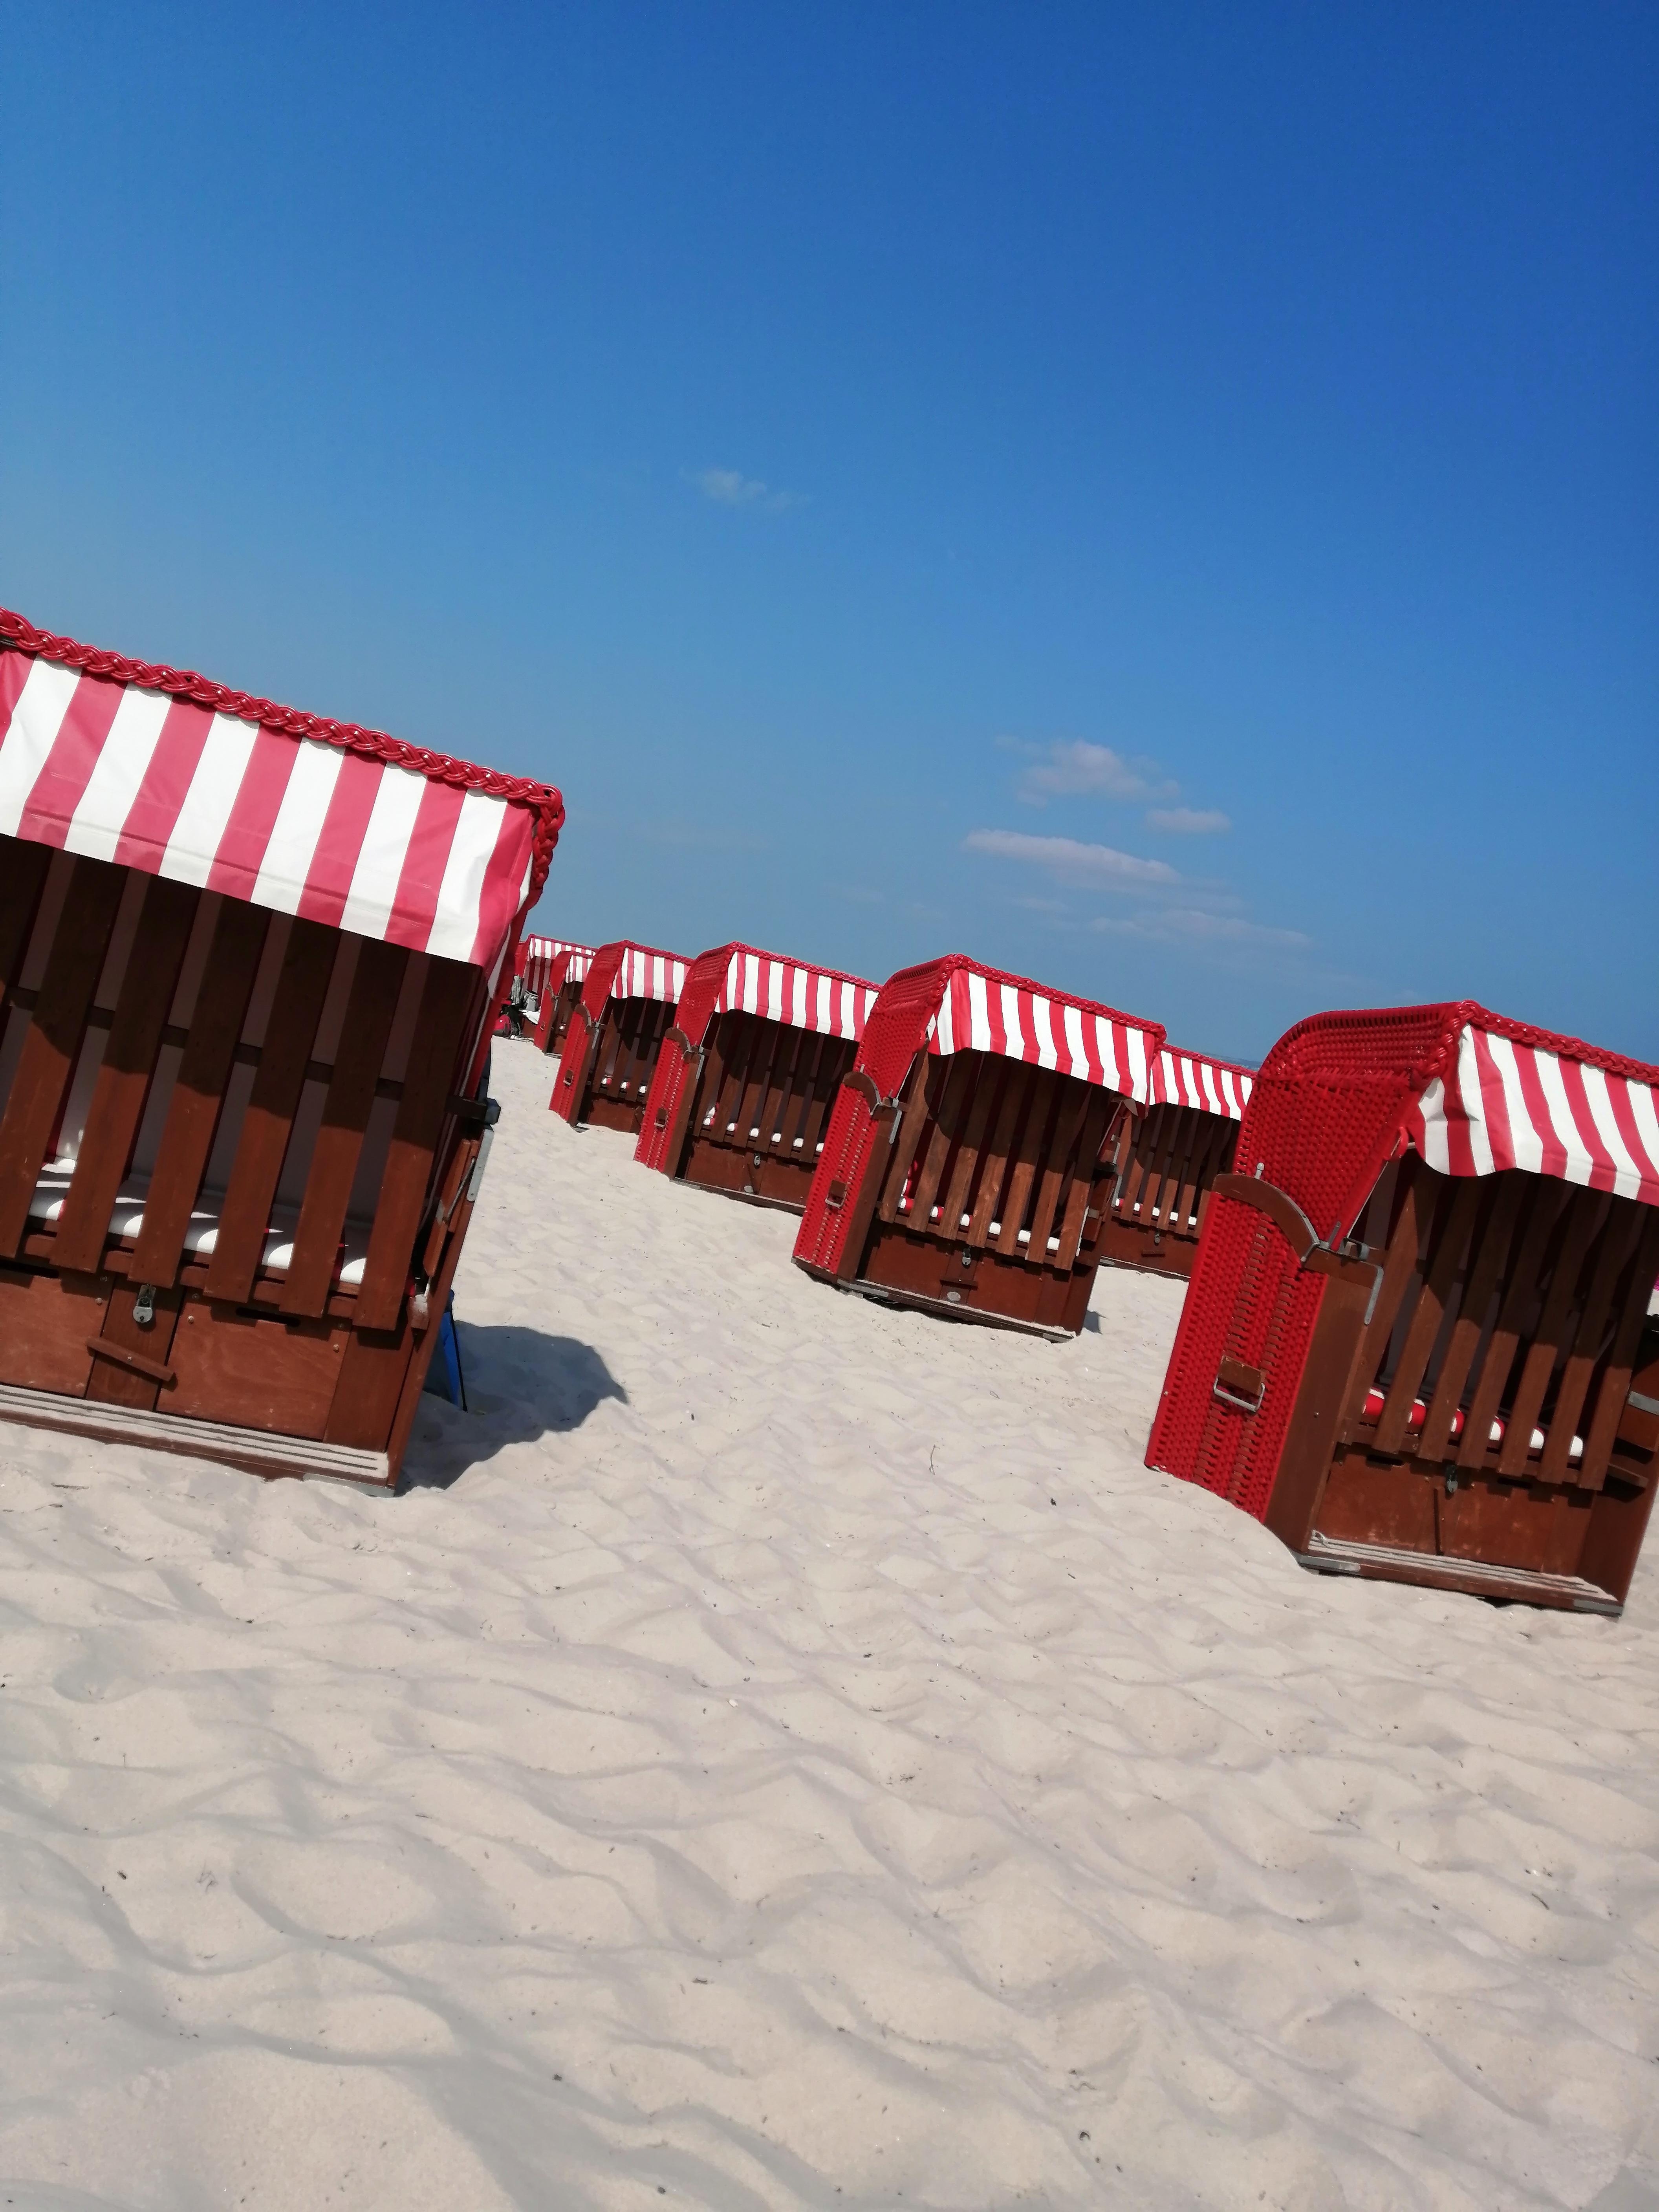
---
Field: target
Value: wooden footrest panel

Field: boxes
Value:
[0,1381,392,1487]
[1298,1530,1621,1614]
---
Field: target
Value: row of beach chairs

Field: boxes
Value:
[538,932,1659,1620]
[1,604,1654,1622]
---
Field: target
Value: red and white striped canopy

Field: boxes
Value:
[929,962,1159,1104]
[1405,1019,1659,1205]
[520,935,593,1000]
[610,945,688,1004]
[716,949,877,1041]
[1150,1047,1254,1121]
[0,608,563,974]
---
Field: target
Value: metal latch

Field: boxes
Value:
[133,1283,157,1329]
[1212,1353,1265,1415]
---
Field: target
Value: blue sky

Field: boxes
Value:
[3,4,1654,1064]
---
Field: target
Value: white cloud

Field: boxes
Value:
[1093,907,1312,950]
[1146,806,1231,835]
[963,829,1180,890]
[1012,740,1168,805]
[688,466,797,512]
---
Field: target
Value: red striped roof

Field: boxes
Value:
[0,608,563,974]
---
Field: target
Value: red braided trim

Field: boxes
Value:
[1269,1001,1659,1093]
[0,604,566,905]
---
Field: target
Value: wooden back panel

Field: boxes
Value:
[1335,1155,1659,1496]
[876,1048,1118,1271]
[1109,1101,1240,1245]
[0,833,480,1329]
[695,1010,858,1164]
[587,994,678,1124]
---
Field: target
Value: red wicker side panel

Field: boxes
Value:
[635,1033,695,1171]
[1146,1192,1328,1521]
[793,1082,881,1276]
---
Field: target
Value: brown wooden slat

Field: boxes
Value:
[356,956,477,1330]
[1372,1176,1482,1456]
[1340,1161,1433,1436]
[128,899,271,1286]
[1026,1077,1091,1260]
[758,1022,804,1146]
[1540,1198,1643,1485]
[1496,1191,1604,1478]
[1418,1173,1528,1460]
[994,1075,1060,1259]
[53,876,200,1271]
[203,919,339,1304]
[279,939,407,1316]
[933,1058,1002,1241]
[1051,1088,1115,1268]
[1112,1107,1152,1222]
[0,837,52,1009]
[782,1030,827,1152]
[1456,1177,1566,1471]
[0,857,126,1258]
[1173,1112,1232,1237]
[1578,1207,1659,1490]
[905,1055,971,1227]
[716,1013,761,1132]
[876,1054,936,1220]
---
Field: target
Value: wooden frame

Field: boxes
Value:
[651,1010,859,1210]
[793,956,1165,1339]
[0,836,502,1485]
[550,941,687,1135]
[1146,1001,1659,1613]
[635,943,877,1212]
[1101,1097,1242,1278]
[530,945,593,1058]
[827,1051,1127,1334]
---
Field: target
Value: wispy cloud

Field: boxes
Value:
[963,829,1179,890]
[643,818,770,854]
[687,466,799,513]
[1146,806,1231,835]
[1007,740,1174,806]
[1093,907,1312,950]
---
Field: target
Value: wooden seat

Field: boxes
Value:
[550,941,688,1134]
[529,942,593,1057]
[0,606,563,1487]
[635,943,876,1211]
[1146,1000,1659,1613]
[793,955,1165,1337]
[1101,1047,1253,1278]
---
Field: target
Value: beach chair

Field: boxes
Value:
[550,940,688,1133]
[530,942,594,1056]
[0,605,562,1488]
[793,955,1165,1336]
[635,942,878,1210]
[1100,1046,1254,1278]
[1145,1002,1659,1614]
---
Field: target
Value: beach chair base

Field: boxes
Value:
[682,1136,819,1213]
[583,1095,648,1135]
[1096,1216,1200,1279]
[1296,1529,1622,1615]
[803,1220,1095,1337]
[0,1379,393,1486]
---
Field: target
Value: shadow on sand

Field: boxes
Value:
[399,1323,628,1492]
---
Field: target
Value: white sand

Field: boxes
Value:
[2,1040,1658,2210]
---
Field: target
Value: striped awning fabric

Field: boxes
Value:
[611,945,688,1004]
[1406,1021,1659,1205]
[1150,1048,1254,1121]
[0,608,563,975]
[929,963,1158,1105]
[717,949,877,1041]
[521,936,593,999]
